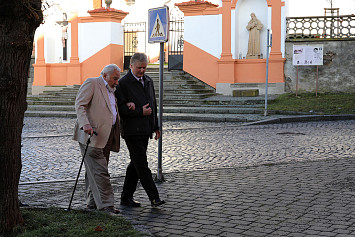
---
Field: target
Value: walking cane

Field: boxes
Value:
[66,131,97,211]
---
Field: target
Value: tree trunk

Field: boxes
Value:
[0,0,42,235]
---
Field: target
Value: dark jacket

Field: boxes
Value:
[115,70,159,139]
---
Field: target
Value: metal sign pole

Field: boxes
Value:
[156,42,165,182]
[296,66,299,96]
[316,65,319,97]
[264,29,272,116]
[148,6,168,182]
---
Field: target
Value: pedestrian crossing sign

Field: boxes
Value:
[148,6,169,43]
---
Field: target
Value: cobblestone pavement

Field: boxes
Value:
[19,117,355,236]
[21,118,354,183]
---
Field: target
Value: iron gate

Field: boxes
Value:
[168,17,184,70]
[124,22,146,70]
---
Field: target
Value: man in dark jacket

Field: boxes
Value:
[115,53,165,207]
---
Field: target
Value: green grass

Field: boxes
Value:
[267,93,355,115]
[14,207,143,237]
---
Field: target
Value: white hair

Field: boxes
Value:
[101,64,121,76]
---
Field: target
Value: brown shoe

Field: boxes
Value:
[101,206,120,214]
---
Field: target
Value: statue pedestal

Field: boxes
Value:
[246,55,259,59]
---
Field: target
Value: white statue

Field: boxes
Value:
[246,13,263,59]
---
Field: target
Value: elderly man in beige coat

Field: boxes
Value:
[73,64,121,214]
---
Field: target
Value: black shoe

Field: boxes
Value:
[19,201,29,207]
[120,198,141,207]
[101,206,120,214]
[151,199,165,207]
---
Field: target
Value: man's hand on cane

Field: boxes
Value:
[83,124,93,136]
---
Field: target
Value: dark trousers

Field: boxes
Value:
[121,136,159,201]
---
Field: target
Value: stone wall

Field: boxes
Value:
[284,41,355,93]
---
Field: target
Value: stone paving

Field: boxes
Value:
[19,117,355,236]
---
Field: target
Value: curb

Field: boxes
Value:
[242,114,355,126]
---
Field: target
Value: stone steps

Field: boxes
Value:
[27,100,75,106]
[23,111,265,122]
[26,105,265,114]
[27,105,75,111]
[25,68,298,121]
[159,88,214,94]
[27,95,75,102]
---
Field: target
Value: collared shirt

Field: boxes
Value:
[131,70,144,86]
[101,76,117,125]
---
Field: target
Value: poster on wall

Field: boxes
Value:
[292,45,323,66]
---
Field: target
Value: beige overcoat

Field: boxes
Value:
[73,76,120,152]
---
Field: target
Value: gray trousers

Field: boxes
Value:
[79,139,114,210]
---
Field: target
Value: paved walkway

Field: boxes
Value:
[19,117,355,236]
